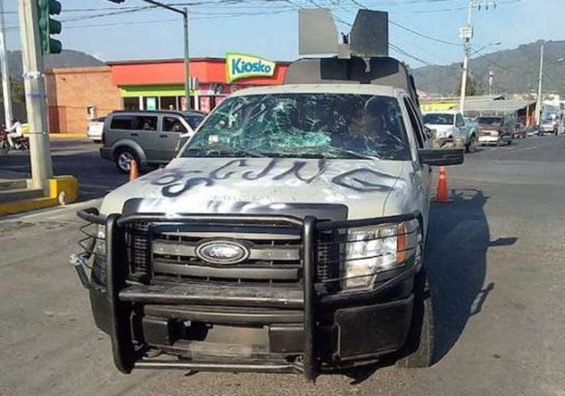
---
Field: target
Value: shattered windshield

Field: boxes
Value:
[181,93,411,160]
[423,113,454,125]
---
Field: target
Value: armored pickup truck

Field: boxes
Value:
[72,54,463,380]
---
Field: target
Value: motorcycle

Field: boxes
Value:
[0,129,30,154]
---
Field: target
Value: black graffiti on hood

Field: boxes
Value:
[331,169,391,192]
[151,159,329,198]
[149,159,393,197]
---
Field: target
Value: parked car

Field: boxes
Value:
[477,115,514,146]
[73,55,464,379]
[539,120,556,135]
[99,110,205,173]
[512,122,527,139]
[87,117,105,142]
[423,111,478,153]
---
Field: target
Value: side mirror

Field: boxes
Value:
[419,148,464,166]
[424,126,434,139]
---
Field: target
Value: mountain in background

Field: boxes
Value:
[4,49,104,82]
[413,40,565,97]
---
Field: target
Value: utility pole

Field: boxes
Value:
[0,0,13,129]
[488,70,494,96]
[459,1,497,114]
[535,42,544,126]
[458,0,474,114]
[18,0,53,191]
[182,7,190,110]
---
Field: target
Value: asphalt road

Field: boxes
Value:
[0,140,128,200]
[1,136,565,395]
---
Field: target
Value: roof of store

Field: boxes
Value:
[455,99,536,112]
[106,57,292,66]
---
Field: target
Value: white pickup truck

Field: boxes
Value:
[423,110,478,153]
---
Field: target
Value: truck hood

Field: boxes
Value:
[425,124,460,138]
[100,157,407,220]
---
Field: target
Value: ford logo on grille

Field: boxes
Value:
[195,240,250,265]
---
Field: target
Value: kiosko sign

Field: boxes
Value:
[226,53,276,83]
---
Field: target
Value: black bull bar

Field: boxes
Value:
[73,208,420,380]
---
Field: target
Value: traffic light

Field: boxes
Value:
[37,0,62,54]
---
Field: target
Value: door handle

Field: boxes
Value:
[159,134,168,138]
[130,133,139,137]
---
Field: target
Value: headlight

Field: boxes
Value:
[92,225,107,286]
[94,224,106,256]
[343,219,420,290]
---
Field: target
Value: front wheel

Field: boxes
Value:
[114,148,139,174]
[465,135,476,153]
[396,269,434,368]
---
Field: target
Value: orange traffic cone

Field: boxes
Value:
[129,159,139,181]
[435,166,451,203]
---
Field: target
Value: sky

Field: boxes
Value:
[2,0,564,68]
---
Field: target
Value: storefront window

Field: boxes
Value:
[144,97,158,111]
[123,97,140,111]
[160,96,177,111]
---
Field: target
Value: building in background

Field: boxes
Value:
[45,57,290,134]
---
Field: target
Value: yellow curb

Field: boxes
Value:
[48,133,88,141]
[0,176,79,216]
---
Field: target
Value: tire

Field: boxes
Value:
[114,147,139,174]
[396,269,434,368]
[465,135,476,153]
[507,139,512,146]
[0,139,9,155]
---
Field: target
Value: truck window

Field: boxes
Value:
[163,117,187,133]
[135,116,158,131]
[110,115,135,130]
[456,114,465,127]
[182,93,411,161]
[403,98,424,148]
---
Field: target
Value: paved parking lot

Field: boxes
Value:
[1,136,565,395]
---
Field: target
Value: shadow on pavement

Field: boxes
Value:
[426,188,513,362]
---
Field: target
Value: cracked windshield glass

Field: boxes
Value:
[182,94,411,160]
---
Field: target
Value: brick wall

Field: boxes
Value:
[45,66,122,134]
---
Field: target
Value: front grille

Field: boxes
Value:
[125,222,150,281]
[124,219,315,287]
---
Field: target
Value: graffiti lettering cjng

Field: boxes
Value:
[148,160,392,198]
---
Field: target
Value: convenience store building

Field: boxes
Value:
[45,56,290,134]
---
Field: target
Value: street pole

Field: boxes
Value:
[183,8,190,110]
[139,1,190,110]
[18,0,53,191]
[458,0,474,115]
[488,70,494,96]
[0,0,13,129]
[535,42,544,126]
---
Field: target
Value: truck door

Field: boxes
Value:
[403,97,431,231]
[161,116,190,160]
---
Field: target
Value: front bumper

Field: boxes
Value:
[73,209,420,379]
[478,135,501,144]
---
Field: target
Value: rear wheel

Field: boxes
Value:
[0,139,9,154]
[114,148,139,174]
[396,269,434,368]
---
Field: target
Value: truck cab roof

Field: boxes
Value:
[230,83,405,98]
